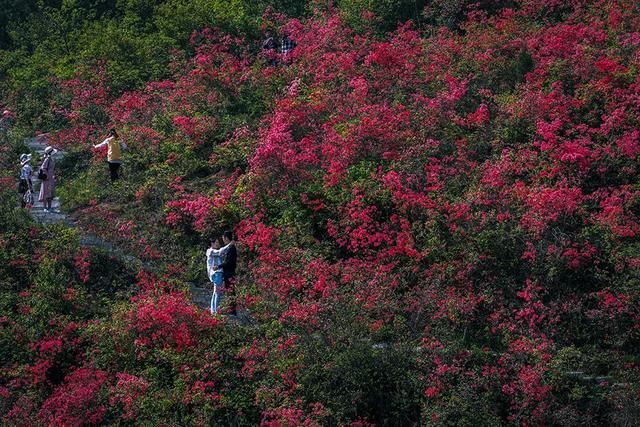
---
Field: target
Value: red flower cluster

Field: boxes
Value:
[24,0,640,424]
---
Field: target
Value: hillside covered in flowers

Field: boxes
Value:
[1,0,639,425]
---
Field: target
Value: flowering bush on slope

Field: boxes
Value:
[3,0,640,424]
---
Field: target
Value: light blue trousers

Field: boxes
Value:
[210,271,224,314]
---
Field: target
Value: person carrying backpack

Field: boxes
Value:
[18,153,33,208]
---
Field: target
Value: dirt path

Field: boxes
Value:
[24,136,250,322]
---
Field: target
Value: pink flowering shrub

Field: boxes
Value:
[38,367,108,426]
[126,291,219,353]
[2,0,640,425]
[107,373,150,420]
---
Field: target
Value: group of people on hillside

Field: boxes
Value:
[18,124,240,316]
[18,145,58,211]
[262,31,296,65]
[14,28,295,200]
[18,128,125,211]
[206,231,238,315]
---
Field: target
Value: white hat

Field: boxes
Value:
[20,153,32,165]
[44,146,57,155]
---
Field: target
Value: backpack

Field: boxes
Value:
[18,179,28,193]
[23,190,33,206]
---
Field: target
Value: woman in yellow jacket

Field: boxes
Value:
[93,128,127,181]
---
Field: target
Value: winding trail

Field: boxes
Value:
[24,138,153,274]
[26,136,145,267]
[26,136,71,227]
[24,136,249,321]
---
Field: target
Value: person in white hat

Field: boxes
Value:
[18,153,33,208]
[38,146,57,212]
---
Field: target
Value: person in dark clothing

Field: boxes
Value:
[219,230,237,315]
[263,31,279,54]
[262,31,279,66]
[220,230,237,277]
[281,34,296,64]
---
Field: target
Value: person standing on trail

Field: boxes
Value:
[93,128,127,182]
[18,153,33,208]
[38,146,57,212]
[206,238,227,315]
[219,230,238,316]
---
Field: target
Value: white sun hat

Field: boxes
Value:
[44,146,57,155]
[20,153,32,165]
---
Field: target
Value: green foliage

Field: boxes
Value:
[2,0,640,424]
[300,336,422,424]
[338,0,427,32]
[155,0,254,41]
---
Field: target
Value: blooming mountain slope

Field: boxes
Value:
[1,0,639,425]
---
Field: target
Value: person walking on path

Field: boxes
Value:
[38,146,57,212]
[93,128,127,182]
[219,230,238,315]
[18,153,33,208]
[206,238,228,315]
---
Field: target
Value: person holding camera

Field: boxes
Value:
[38,146,57,213]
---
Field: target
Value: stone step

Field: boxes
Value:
[25,134,64,160]
[23,135,228,315]
[77,235,148,271]
[79,235,115,250]
[187,283,255,325]
[32,199,61,209]
[193,301,210,310]
[192,299,211,310]
[26,134,49,146]
[188,283,212,310]
[30,213,75,227]
[191,290,211,297]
